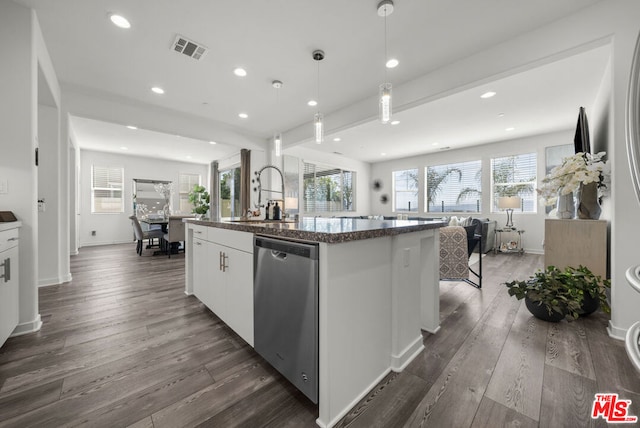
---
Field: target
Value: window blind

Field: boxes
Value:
[491,153,537,212]
[179,173,200,213]
[91,166,124,213]
[426,160,482,213]
[393,169,418,212]
[303,162,355,213]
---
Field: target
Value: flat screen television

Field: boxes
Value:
[574,106,591,154]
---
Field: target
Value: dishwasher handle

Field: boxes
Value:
[255,236,318,260]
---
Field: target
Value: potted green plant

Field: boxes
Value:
[504,265,610,322]
[188,185,210,219]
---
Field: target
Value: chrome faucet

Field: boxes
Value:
[254,165,285,220]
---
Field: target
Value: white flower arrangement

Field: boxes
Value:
[537,151,610,206]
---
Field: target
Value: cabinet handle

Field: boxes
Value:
[0,257,10,283]
[194,230,203,234]
[195,241,202,246]
[219,251,223,271]
[221,252,229,272]
[7,237,18,242]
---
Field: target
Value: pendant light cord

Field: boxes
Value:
[384,7,388,83]
[317,59,321,114]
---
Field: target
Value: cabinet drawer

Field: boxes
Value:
[189,224,208,238]
[0,228,19,253]
[208,228,253,253]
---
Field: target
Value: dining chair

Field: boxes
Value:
[163,215,191,258]
[128,215,165,256]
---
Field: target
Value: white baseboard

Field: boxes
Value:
[79,239,132,247]
[608,320,627,341]
[391,335,424,372]
[38,272,72,287]
[11,315,42,337]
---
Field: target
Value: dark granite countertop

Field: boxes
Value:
[185,217,446,244]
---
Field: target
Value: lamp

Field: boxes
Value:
[272,80,283,157]
[377,0,394,124]
[497,196,521,229]
[312,50,325,143]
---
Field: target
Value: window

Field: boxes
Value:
[491,153,537,212]
[91,166,124,213]
[393,169,418,212]
[220,167,241,218]
[303,162,355,212]
[179,173,200,213]
[426,160,481,213]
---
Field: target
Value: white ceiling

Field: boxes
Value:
[18,0,609,164]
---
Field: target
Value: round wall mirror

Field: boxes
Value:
[627,31,640,204]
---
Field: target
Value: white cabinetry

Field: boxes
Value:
[187,224,254,346]
[0,223,20,348]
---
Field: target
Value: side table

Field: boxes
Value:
[494,228,525,254]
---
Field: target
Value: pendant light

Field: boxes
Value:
[378,0,394,124]
[313,50,325,144]
[272,80,283,157]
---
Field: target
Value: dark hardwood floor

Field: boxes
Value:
[0,243,638,427]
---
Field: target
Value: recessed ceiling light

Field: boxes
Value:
[505,127,515,131]
[333,137,341,142]
[238,113,248,119]
[209,141,217,145]
[432,142,439,146]
[386,58,399,68]
[381,152,387,156]
[390,120,400,125]
[120,146,128,150]
[109,14,131,29]
[233,68,247,77]
[126,125,137,130]
[307,100,318,107]
[151,86,164,95]
[498,112,505,117]
[186,155,192,159]
[480,91,496,99]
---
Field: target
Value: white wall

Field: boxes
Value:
[0,1,62,335]
[37,104,61,286]
[79,150,208,246]
[284,146,372,217]
[371,130,573,254]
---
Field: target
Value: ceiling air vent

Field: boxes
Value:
[172,35,207,60]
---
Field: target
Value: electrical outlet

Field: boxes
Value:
[38,199,46,212]
[0,179,7,194]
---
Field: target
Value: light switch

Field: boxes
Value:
[0,179,7,194]
[38,199,46,212]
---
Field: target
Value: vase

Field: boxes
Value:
[575,182,601,220]
[525,296,565,322]
[555,191,575,219]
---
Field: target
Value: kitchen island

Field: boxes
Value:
[184,217,445,428]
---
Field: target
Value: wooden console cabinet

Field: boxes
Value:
[544,219,607,278]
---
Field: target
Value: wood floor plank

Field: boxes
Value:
[484,302,549,421]
[470,396,538,428]
[0,379,62,422]
[336,372,429,428]
[545,319,596,380]
[151,359,275,428]
[539,365,598,428]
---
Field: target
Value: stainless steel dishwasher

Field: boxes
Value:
[254,235,319,403]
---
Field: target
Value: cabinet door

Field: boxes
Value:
[0,245,19,347]
[224,247,254,346]
[209,243,227,322]
[192,237,209,305]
